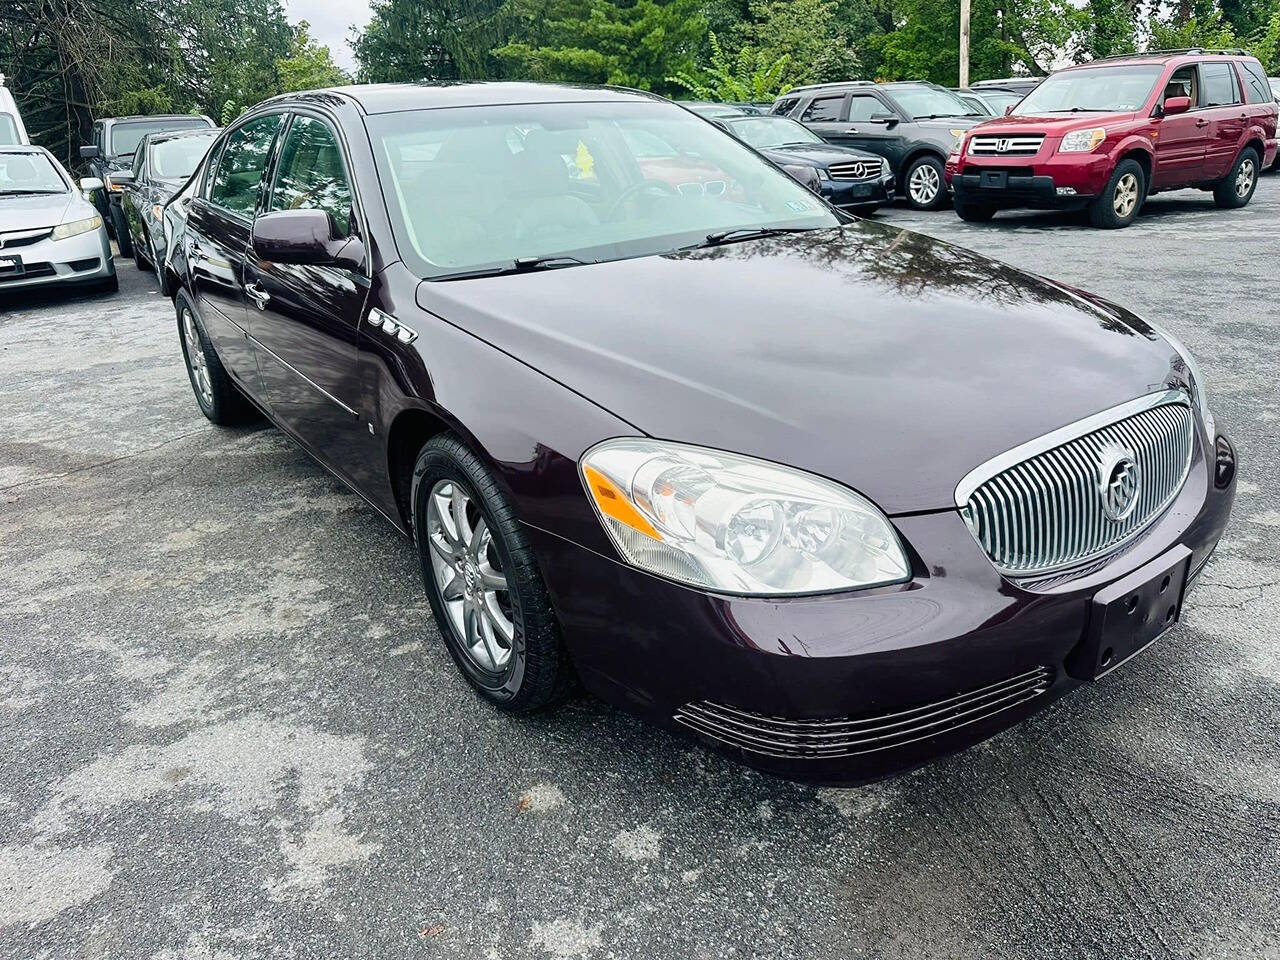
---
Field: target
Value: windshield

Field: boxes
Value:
[151,133,217,179]
[366,100,839,279]
[883,86,981,119]
[0,114,19,146]
[111,118,210,157]
[978,90,1022,112]
[0,151,67,194]
[1016,66,1163,114]
[728,117,822,148]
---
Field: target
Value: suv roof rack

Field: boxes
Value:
[1091,47,1251,63]
[781,80,875,94]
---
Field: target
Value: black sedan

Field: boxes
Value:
[166,83,1233,786]
[719,115,894,211]
[117,128,220,286]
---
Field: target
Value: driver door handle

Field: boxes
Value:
[245,281,271,310]
[843,127,860,135]
[1195,119,1210,127]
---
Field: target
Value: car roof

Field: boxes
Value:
[101,115,212,125]
[1061,49,1262,70]
[0,144,49,155]
[274,82,664,115]
[143,127,221,145]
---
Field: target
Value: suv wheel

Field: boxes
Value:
[412,434,575,712]
[954,202,996,222]
[903,155,947,210]
[1087,159,1145,229]
[1213,148,1259,209]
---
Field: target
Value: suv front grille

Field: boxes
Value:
[827,159,881,181]
[969,135,1045,156]
[674,666,1055,759]
[958,393,1194,575]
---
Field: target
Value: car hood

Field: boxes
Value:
[914,116,986,132]
[415,222,1187,514]
[975,111,1136,135]
[763,143,884,167]
[0,192,74,231]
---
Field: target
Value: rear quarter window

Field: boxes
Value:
[1239,60,1273,105]
[801,95,846,122]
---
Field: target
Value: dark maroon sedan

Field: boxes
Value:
[166,83,1236,785]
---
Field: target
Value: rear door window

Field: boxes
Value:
[1199,62,1241,107]
[801,95,847,122]
[208,114,283,218]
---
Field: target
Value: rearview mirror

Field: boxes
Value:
[252,209,363,270]
[1162,96,1191,116]
[79,177,104,193]
[80,145,100,160]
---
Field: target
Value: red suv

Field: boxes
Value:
[945,50,1278,227]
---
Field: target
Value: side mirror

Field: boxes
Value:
[80,145,100,160]
[106,172,134,190]
[79,177,104,193]
[252,209,363,270]
[869,112,899,128]
[1162,96,1191,116]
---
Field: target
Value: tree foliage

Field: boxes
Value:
[277,21,349,93]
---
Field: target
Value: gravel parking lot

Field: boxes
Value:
[2,181,1278,960]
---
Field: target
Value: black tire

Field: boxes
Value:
[175,291,259,425]
[93,274,119,295]
[412,434,575,713]
[133,234,148,271]
[155,255,171,297]
[1213,147,1259,209]
[1087,159,1145,229]
[955,201,997,222]
[902,155,948,210]
[111,205,133,257]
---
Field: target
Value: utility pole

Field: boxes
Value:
[959,0,971,87]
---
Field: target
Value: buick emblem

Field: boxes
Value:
[1098,445,1141,522]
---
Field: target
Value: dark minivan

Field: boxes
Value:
[167,83,1235,785]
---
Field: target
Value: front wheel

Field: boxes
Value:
[110,206,133,258]
[1214,148,1259,209]
[133,233,149,271]
[903,155,948,210]
[413,434,574,713]
[954,201,996,222]
[1087,159,1145,229]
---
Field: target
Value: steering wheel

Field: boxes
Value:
[607,179,679,219]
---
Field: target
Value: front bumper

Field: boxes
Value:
[947,143,1113,210]
[822,172,895,209]
[0,226,115,291]
[529,426,1235,785]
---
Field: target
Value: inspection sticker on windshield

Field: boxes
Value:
[786,199,815,212]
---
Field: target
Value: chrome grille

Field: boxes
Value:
[674,666,1054,759]
[958,392,1194,575]
[827,159,881,181]
[969,135,1045,156]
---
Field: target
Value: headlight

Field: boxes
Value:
[1146,321,1214,439]
[781,163,821,191]
[881,157,891,175]
[1059,128,1107,153]
[580,439,910,596]
[51,215,103,241]
[949,129,966,152]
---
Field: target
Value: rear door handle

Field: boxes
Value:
[843,127,860,135]
[245,281,271,310]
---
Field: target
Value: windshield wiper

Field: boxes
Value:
[913,113,968,120]
[433,255,590,281]
[697,226,821,248]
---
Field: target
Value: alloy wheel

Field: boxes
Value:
[909,163,940,206]
[1235,158,1256,198]
[181,307,214,407]
[425,479,515,674]
[1112,173,1139,218]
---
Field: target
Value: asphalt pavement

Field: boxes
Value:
[2,181,1278,959]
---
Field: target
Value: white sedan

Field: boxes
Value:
[0,145,116,294]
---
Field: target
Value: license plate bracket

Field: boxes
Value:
[980,170,1008,189]
[0,254,23,277]
[1067,545,1191,681]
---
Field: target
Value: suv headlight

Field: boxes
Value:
[1059,128,1107,152]
[51,215,102,240]
[580,439,910,596]
[1146,321,1214,439]
[781,163,821,191]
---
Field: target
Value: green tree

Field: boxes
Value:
[352,0,505,82]
[740,0,860,85]
[277,21,349,92]
[491,0,706,94]
[667,32,792,100]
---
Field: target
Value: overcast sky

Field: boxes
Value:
[285,0,373,71]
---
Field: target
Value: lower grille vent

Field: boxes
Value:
[674,666,1054,759]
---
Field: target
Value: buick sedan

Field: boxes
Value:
[166,83,1235,784]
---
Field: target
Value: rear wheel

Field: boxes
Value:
[176,292,259,425]
[412,434,575,713]
[1087,159,1144,229]
[954,202,996,222]
[1213,148,1259,209]
[133,234,148,271]
[903,155,947,210]
[110,206,133,257]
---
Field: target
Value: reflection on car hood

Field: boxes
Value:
[763,143,884,167]
[0,192,74,231]
[975,112,1136,134]
[416,222,1185,514]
